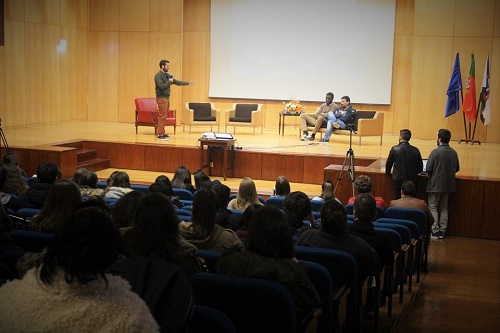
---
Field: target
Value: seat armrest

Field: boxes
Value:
[357,112,384,135]
[332,285,350,331]
[225,109,236,122]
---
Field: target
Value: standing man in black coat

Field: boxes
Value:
[385,129,423,199]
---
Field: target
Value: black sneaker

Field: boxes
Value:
[157,135,169,140]
[306,133,315,141]
[431,232,439,239]
[438,231,444,239]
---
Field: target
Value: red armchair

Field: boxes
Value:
[135,98,176,135]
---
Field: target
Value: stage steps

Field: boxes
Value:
[76,148,110,171]
[55,141,110,172]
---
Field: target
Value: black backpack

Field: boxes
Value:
[108,256,195,333]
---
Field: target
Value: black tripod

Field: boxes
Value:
[0,118,11,158]
[334,124,356,198]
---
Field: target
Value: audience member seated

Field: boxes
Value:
[389,180,434,226]
[110,190,145,229]
[171,166,195,193]
[20,162,61,209]
[149,180,183,209]
[2,164,29,198]
[284,191,317,235]
[348,194,394,270]
[297,199,381,283]
[105,170,120,188]
[216,205,321,326]
[71,167,88,186]
[227,177,263,211]
[0,203,15,253]
[347,175,387,209]
[104,171,133,199]
[121,192,202,277]
[79,170,105,197]
[0,166,24,212]
[193,169,221,191]
[273,175,291,197]
[180,187,244,254]
[0,200,159,333]
[235,203,263,244]
[3,153,28,179]
[30,179,82,233]
[311,180,341,202]
[213,183,243,231]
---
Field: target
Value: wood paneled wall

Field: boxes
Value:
[2,0,88,128]
[0,0,499,143]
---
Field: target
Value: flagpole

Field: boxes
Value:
[469,101,482,145]
[458,89,470,143]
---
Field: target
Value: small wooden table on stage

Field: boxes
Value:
[279,111,301,136]
[199,138,235,180]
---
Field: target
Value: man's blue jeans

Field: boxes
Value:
[323,112,346,141]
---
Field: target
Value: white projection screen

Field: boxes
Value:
[210,0,396,104]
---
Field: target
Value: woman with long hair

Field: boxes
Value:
[104,171,133,199]
[0,200,159,332]
[227,177,262,211]
[30,179,82,233]
[79,170,105,197]
[171,166,195,193]
[121,192,201,276]
[217,205,320,323]
[179,187,243,253]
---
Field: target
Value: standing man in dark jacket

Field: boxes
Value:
[385,129,423,199]
[426,129,459,239]
[154,59,194,140]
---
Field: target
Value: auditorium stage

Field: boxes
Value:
[4,120,499,180]
[3,120,500,240]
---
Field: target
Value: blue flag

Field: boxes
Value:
[445,53,463,118]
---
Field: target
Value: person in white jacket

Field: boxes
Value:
[0,200,159,333]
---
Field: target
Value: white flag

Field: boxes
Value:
[480,55,491,125]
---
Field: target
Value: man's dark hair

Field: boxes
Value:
[212,183,231,210]
[438,129,452,143]
[149,181,172,197]
[283,191,311,220]
[36,162,61,184]
[3,153,18,165]
[400,180,416,196]
[159,59,169,67]
[246,205,293,259]
[400,129,412,141]
[326,92,334,99]
[354,175,373,194]
[341,95,350,103]
[354,193,377,222]
[320,199,347,234]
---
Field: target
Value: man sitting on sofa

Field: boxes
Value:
[299,92,337,141]
[320,95,356,142]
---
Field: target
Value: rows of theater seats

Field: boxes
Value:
[3,180,429,333]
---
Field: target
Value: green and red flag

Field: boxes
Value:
[462,54,477,122]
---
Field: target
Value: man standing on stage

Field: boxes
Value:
[154,60,194,140]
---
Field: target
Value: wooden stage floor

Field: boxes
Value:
[3,120,500,194]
